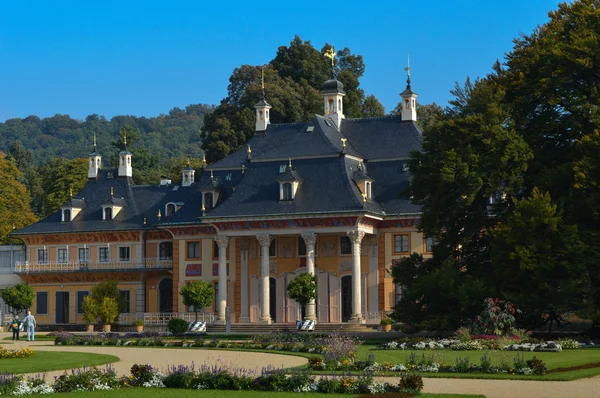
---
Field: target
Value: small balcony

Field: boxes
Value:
[15,258,173,274]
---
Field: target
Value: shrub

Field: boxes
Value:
[167,318,189,334]
[473,297,520,336]
[98,297,119,325]
[132,320,144,327]
[380,318,395,325]
[130,364,154,386]
[53,366,119,392]
[82,295,99,324]
[162,365,195,389]
[399,373,423,392]
[455,326,472,342]
[526,356,547,375]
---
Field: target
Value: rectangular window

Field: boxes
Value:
[36,292,48,315]
[76,291,89,314]
[394,234,410,253]
[119,247,131,262]
[57,248,68,264]
[119,290,130,313]
[187,242,200,259]
[340,236,352,255]
[269,239,276,257]
[424,237,434,253]
[78,247,90,263]
[99,247,110,262]
[37,248,48,264]
[213,241,219,260]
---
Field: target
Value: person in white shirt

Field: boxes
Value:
[23,310,36,341]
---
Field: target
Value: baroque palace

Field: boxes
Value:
[12,69,432,326]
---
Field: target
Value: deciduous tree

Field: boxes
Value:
[180,281,214,321]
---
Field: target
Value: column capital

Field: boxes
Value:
[301,232,317,248]
[347,230,366,244]
[214,235,230,249]
[256,234,273,248]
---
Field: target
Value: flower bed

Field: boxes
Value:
[0,346,35,359]
[308,351,549,376]
[0,363,423,396]
[376,337,582,352]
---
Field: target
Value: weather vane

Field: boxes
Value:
[404,55,411,78]
[324,47,336,67]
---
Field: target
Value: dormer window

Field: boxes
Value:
[352,162,374,201]
[166,202,177,216]
[104,207,113,220]
[277,161,302,202]
[365,181,372,200]
[63,209,71,222]
[61,197,84,222]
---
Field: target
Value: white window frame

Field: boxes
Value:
[118,246,131,263]
[98,247,110,263]
[57,247,68,264]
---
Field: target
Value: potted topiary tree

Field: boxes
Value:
[98,297,119,332]
[380,318,395,332]
[132,319,144,332]
[82,295,99,332]
[287,273,318,325]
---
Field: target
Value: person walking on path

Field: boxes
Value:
[9,316,21,340]
[23,310,36,341]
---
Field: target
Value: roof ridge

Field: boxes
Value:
[268,121,309,129]
[344,115,402,122]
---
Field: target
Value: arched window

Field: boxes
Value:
[266,110,269,119]
[63,209,71,222]
[204,192,214,208]
[159,242,173,260]
[121,156,125,165]
[365,182,372,200]
[282,183,292,200]
[166,203,176,216]
[104,207,113,220]
[97,158,100,166]
[328,98,334,114]
[259,110,264,120]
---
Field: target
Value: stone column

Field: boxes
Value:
[347,230,365,323]
[256,234,273,324]
[214,235,229,324]
[301,232,318,321]
[368,233,380,316]
[239,239,250,323]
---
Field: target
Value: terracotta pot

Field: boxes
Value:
[103,324,111,332]
[87,324,94,333]
[382,324,392,332]
[135,325,144,333]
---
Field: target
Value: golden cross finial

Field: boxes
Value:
[404,55,411,78]
[93,132,97,147]
[341,138,347,149]
[157,209,161,220]
[123,131,127,146]
[247,144,252,159]
[202,154,207,166]
[201,203,206,216]
[324,47,335,67]
[261,67,265,90]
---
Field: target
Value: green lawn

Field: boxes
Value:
[357,345,600,381]
[0,351,119,374]
[49,388,484,398]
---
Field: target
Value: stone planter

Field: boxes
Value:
[103,324,111,332]
[381,324,392,332]
[87,324,94,333]
[135,325,144,333]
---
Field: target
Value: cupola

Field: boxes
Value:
[254,68,272,132]
[276,159,302,201]
[400,56,418,122]
[182,162,195,187]
[321,48,345,129]
[88,133,102,179]
[118,133,133,178]
[200,169,221,210]
[101,187,126,220]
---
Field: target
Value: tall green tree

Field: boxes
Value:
[0,152,38,243]
[37,157,88,218]
[491,188,586,327]
[396,76,532,329]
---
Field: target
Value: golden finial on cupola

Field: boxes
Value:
[157,210,161,220]
[247,145,252,159]
[202,154,207,166]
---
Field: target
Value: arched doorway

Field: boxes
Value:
[341,275,352,322]
[269,277,276,322]
[158,278,173,313]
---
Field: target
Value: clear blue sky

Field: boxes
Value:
[0,0,561,122]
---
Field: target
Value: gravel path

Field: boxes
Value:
[4,335,600,397]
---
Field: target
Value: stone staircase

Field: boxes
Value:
[206,323,377,334]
